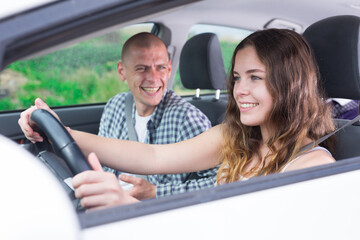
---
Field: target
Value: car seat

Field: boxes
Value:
[179,32,228,126]
[303,15,360,160]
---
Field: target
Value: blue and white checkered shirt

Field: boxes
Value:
[99,89,217,197]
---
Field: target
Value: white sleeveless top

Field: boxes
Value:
[280,146,331,172]
[218,146,332,184]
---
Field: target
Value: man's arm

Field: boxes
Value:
[153,104,217,197]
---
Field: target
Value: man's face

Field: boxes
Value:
[118,44,171,116]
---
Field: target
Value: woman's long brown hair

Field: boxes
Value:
[217,29,335,184]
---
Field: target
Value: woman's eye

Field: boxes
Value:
[251,75,261,80]
[232,76,240,82]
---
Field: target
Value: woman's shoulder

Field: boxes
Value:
[283,147,335,172]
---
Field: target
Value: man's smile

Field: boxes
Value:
[142,87,161,93]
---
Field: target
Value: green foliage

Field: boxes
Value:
[220,41,238,73]
[0,97,13,110]
[0,34,128,111]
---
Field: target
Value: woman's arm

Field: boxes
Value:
[18,97,224,176]
[71,124,224,175]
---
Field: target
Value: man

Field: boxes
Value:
[99,32,217,200]
[19,32,217,205]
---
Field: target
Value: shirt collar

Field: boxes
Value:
[147,89,169,129]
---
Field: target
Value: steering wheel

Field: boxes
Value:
[30,109,92,210]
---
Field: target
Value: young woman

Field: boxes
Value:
[19,29,335,208]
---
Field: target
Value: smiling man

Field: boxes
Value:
[99,32,218,200]
[118,33,170,116]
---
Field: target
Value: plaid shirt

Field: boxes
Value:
[99,90,217,197]
[331,99,359,120]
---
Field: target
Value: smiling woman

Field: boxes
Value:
[219,28,336,183]
[232,46,272,128]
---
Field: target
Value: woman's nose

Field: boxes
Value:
[234,79,249,96]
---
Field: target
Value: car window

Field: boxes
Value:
[0,23,155,111]
[173,24,253,96]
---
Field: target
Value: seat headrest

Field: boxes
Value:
[303,15,360,99]
[179,33,227,90]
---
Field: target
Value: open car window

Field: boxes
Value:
[173,24,253,96]
[0,23,155,111]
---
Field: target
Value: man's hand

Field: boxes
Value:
[18,98,60,143]
[119,174,156,200]
[72,153,138,210]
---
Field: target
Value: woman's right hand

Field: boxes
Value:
[18,98,60,143]
[72,152,139,210]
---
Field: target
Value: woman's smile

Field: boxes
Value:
[239,102,259,112]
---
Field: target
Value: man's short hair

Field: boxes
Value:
[121,32,168,62]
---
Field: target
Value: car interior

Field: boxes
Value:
[179,32,228,126]
[303,15,360,160]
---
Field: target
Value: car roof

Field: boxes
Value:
[3,0,359,27]
[0,0,58,19]
[0,0,359,68]
[151,0,360,33]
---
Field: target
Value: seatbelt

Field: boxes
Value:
[125,92,148,181]
[302,114,360,151]
[125,92,139,141]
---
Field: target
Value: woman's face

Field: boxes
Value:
[232,46,273,129]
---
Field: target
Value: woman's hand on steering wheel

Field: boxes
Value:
[73,152,139,210]
[18,98,61,143]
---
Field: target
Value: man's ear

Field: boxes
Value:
[167,59,172,77]
[117,61,126,82]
